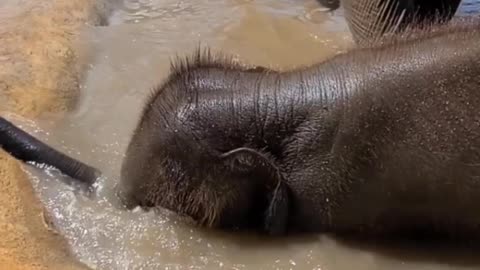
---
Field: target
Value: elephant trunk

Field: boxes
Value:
[0,116,101,186]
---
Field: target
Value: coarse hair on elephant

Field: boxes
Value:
[3,5,480,243]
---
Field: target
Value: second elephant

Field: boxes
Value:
[325,0,462,44]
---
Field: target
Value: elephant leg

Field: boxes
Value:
[341,0,462,45]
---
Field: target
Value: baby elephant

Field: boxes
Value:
[3,19,480,241]
[118,20,480,239]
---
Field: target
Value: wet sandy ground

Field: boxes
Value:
[0,0,112,269]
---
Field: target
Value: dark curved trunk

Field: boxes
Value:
[0,116,101,186]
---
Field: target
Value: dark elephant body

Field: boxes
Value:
[118,21,480,239]
[286,29,480,236]
[3,14,480,241]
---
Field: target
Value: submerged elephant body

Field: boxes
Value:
[2,13,480,241]
[118,21,480,239]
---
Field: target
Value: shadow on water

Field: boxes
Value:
[6,0,480,269]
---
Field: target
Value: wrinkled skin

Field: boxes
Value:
[343,0,462,45]
[118,20,480,240]
[117,57,294,235]
[3,14,480,241]
[325,0,462,45]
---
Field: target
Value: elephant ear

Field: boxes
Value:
[343,0,461,46]
[220,147,290,236]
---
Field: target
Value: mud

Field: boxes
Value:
[0,0,113,269]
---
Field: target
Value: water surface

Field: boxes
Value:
[9,0,480,269]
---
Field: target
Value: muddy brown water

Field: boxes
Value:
[4,0,480,269]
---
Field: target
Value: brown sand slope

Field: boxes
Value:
[0,1,110,269]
